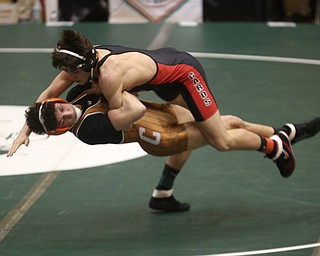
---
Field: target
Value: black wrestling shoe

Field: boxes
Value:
[269,131,296,178]
[149,195,190,212]
[287,117,320,145]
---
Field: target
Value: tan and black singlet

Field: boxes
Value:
[66,84,188,156]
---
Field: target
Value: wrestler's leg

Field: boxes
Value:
[222,115,320,145]
[221,115,274,137]
[196,111,297,178]
[170,103,274,151]
[150,115,272,212]
[150,114,278,212]
[149,151,191,212]
[154,151,191,195]
[170,97,275,152]
[196,111,263,151]
[168,89,284,162]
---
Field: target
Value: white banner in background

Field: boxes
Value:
[109,0,202,23]
[126,0,185,22]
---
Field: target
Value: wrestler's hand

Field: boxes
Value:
[6,133,30,157]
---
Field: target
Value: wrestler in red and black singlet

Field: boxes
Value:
[95,45,219,122]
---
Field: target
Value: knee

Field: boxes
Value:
[207,136,233,152]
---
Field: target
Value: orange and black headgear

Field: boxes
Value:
[38,98,71,135]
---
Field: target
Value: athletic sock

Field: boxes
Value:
[258,135,278,159]
[274,125,291,136]
[156,164,180,191]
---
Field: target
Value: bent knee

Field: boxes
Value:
[207,136,233,152]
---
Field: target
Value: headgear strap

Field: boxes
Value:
[55,48,97,72]
[38,102,48,133]
[56,49,86,60]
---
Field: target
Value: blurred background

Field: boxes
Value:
[0,0,319,25]
[1,1,320,256]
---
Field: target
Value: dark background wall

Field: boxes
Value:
[203,0,317,22]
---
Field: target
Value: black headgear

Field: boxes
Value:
[56,48,98,72]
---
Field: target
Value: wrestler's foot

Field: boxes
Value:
[149,194,190,212]
[284,117,320,145]
[268,131,296,178]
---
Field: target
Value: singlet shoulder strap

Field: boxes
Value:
[98,53,112,69]
[94,45,113,69]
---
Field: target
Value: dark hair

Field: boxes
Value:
[25,102,58,135]
[52,30,94,72]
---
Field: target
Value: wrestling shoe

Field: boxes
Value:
[149,195,190,212]
[284,117,320,145]
[269,131,296,178]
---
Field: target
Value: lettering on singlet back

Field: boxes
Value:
[188,71,212,107]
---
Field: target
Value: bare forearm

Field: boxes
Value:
[108,91,146,131]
